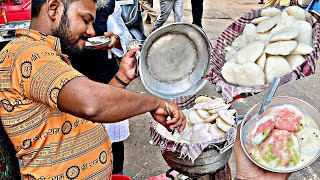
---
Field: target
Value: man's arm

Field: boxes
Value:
[57,76,158,122]
[108,71,129,88]
[57,49,186,132]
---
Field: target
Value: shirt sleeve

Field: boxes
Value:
[13,45,84,110]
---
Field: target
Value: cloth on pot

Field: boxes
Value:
[149,95,237,163]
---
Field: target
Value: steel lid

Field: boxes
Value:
[139,23,212,99]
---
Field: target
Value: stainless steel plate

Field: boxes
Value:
[84,36,111,50]
[240,96,320,173]
[139,23,212,99]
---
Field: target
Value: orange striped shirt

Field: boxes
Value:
[0,28,112,179]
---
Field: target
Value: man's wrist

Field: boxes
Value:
[115,72,131,87]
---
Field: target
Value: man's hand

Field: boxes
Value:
[234,129,291,180]
[109,48,140,88]
[119,47,140,81]
[101,32,121,50]
[151,101,186,133]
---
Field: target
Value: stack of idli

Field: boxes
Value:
[156,96,237,144]
[222,6,314,87]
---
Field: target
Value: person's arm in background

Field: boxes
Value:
[94,0,115,36]
[106,3,133,57]
[106,4,137,88]
[94,0,122,50]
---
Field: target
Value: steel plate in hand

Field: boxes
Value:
[139,23,212,99]
[240,96,320,173]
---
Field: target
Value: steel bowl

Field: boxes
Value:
[240,96,320,173]
[139,23,212,99]
[84,36,111,50]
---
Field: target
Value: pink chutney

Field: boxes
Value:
[257,129,299,167]
[249,115,275,146]
[268,105,304,132]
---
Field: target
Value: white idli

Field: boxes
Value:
[265,56,292,83]
[286,54,305,70]
[290,42,313,55]
[256,15,280,33]
[265,40,297,56]
[233,62,265,87]
[252,16,270,25]
[285,6,306,21]
[236,41,265,64]
[269,27,299,42]
[221,62,237,85]
[261,7,281,17]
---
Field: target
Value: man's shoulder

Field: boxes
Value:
[6,37,51,50]
[1,37,56,55]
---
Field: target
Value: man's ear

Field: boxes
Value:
[47,0,62,20]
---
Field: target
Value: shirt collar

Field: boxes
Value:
[15,28,71,65]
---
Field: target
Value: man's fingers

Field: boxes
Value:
[152,113,172,131]
[178,121,186,133]
[125,48,141,58]
[166,107,186,132]
[103,32,119,48]
[108,36,118,48]
[151,101,186,133]
[104,32,113,37]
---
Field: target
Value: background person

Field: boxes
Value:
[151,0,183,32]
[191,0,204,28]
[264,0,291,7]
[0,0,186,179]
[139,0,158,24]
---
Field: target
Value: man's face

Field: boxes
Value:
[52,0,96,56]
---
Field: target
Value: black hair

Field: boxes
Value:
[31,0,97,18]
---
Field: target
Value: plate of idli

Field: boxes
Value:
[240,96,320,173]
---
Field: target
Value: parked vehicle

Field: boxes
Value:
[0,0,31,25]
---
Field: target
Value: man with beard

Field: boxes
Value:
[70,0,133,175]
[0,0,186,179]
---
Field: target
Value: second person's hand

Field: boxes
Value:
[101,31,120,50]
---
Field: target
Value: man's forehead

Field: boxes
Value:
[67,0,96,19]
